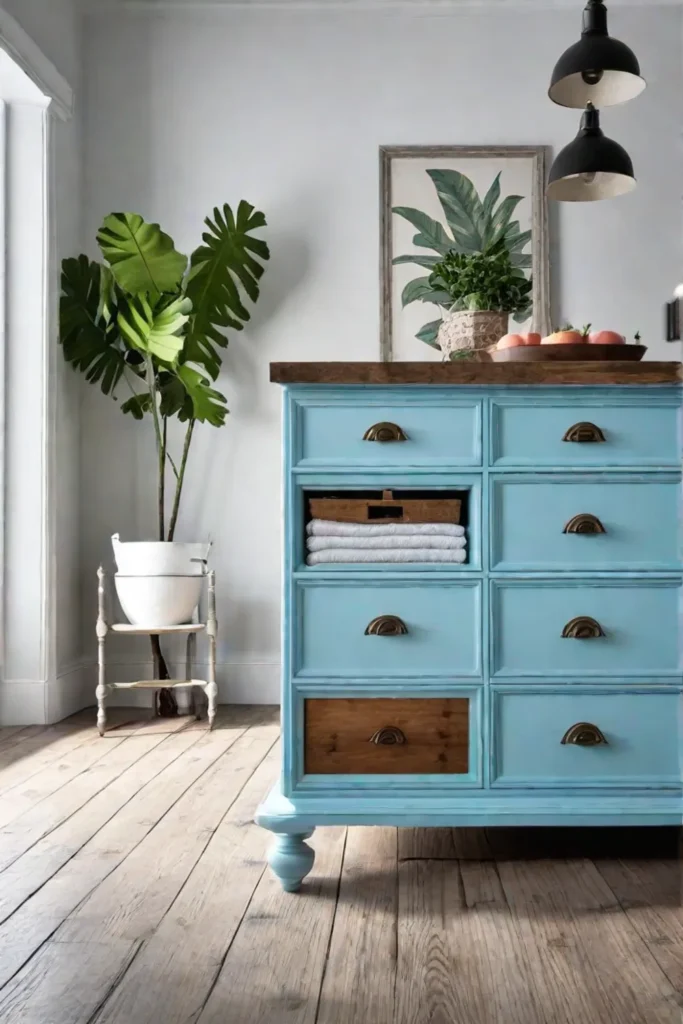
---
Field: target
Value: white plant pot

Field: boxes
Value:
[111,534,210,576]
[115,575,203,627]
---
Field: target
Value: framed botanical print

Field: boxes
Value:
[380,145,550,361]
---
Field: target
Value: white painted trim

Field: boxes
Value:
[0,100,5,693]
[84,0,683,12]
[0,6,73,120]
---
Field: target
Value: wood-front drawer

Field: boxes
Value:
[304,697,469,774]
[291,394,481,467]
[492,691,682,787]
[490,398,680,468]
[295,581,481,679]
[490,476,681,572]
[491,580,681,679]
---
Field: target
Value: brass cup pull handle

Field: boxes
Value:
[563,514,606,535]
[370,726,406,746]
[561,722,608,747]
[561,616,605,639]
[365,615,408,637]
[563,421,606,443]
[362,421,408,443]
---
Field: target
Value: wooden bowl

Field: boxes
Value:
[489,344,646,363]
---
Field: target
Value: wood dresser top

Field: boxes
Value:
[270,361,682,386]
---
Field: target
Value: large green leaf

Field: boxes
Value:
[481,173,501,225]
[97,213,187,298]
[392,254,441,269]
[391,207,453,255]
[425,170,485,253]
[415,318,442,349]
[488,194,524,248]
[401,276,451,308]
[60,255,126,396]
[184,202,270,381]
[118,295,191,364]
[175,366,228,426]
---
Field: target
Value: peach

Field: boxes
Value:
[541,330,584,345]
[497,333,525,350]
[522,332,542,346]
[588,330,625,345]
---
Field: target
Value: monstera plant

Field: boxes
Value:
[60,203,269,707]
[393,170,533,348]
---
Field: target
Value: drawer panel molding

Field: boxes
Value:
[490,578,682,679]
[490,475,681,572]
[289,390,482,468]
[294,578,482,679]
[491,689,682,788]
[490,395,681,468]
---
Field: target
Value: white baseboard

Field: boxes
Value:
[0,680,48,725]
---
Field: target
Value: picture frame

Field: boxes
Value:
[380,145,551,362]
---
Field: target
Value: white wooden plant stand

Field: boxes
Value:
[96,567,218,735]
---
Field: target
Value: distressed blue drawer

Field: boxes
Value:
[490,397,681,468]
[490,476,681,572]
[294,580,481,678]
[492,690,682,787]
[491,580,681,678]
[291,393,482,468]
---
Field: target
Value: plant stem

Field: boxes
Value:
[167,418,195,542]
[145,356,176,715]
[145,355,165,541]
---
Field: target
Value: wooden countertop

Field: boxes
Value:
[270,361,681,386]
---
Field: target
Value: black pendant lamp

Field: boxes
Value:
[547,103,636,202]
[549,0,645,109]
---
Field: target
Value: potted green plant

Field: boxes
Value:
[426,247,533,358]
[60,203,269,702]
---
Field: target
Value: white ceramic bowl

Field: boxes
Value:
[111,535,210,576]
[114,574,203,627]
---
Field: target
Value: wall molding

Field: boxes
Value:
[83,0,683,13]
[0,6,73,119]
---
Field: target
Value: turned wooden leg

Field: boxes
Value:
[96,567,108,737]
[206,681,218,731]
[268,832,315,893]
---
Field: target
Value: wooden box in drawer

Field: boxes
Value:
[490,476,681,572]
[492,691,681,787]
[295,580,481,678]
[291,393,482,468]
[490,397,680,468]
[304,697,469,774]
[491,580,681,679]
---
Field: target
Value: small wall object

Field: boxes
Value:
[96,567,219,735]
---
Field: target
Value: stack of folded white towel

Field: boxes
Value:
[305,520,467,565]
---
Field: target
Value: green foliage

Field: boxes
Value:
[185,202,270,380]
[427,249,533,319]
[59,204,268,539]
[97,213,188,299]
[392,169,534,344]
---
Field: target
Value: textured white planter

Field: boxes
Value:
[111,535,210,576]
[437,310,508,359]
[114,575,203,627]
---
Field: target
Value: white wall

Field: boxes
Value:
[82,4,683,703]
[0,0,83,721]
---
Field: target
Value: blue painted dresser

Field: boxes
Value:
[257,361,683,892]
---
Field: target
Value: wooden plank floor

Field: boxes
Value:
[0,706,681,1024]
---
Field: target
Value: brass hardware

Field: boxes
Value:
[562,422,606,444]
[563,513,606,535]
[561,616,605,639]
[369,726,406,746]
[364,615,409,637]
[561,722,608,747]
[362,422,408,443]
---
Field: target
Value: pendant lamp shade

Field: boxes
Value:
[549,1,645,109]
[547,104,636,202]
